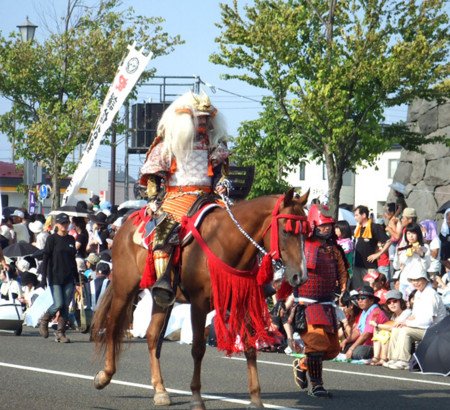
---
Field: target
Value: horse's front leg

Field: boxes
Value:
[189,301,208,410]
[245,347,264,408]
[147,303,171,406]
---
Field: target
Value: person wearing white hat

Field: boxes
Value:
[385,267,447,370]
[12,209,30,243]
[29,220,49,250]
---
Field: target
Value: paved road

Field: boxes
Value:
[0,327,449,409]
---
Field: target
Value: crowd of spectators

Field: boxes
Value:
[270,197,450,372]
[1,192,449,366]
[0,194,122,338]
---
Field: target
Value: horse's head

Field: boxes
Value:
[264,188,310,288]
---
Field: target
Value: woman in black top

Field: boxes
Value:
[39,213,77,343]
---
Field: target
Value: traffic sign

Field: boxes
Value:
[39,184,49,200]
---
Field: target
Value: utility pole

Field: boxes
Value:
[124,102,129,201]
[110,123,116,205]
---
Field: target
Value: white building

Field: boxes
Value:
[285,147,402,219]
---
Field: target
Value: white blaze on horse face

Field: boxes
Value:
[299,234,308,284]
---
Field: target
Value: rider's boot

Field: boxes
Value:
[152,250,175,308]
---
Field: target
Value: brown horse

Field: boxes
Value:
[92,188,309,409]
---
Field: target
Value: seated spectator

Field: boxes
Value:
[369,290,411,366]
[338,290,361,346]
[341,286,388,360]
[364,270,389,304]
[385,268,447,370]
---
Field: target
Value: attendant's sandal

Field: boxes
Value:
[292,358,308,389]
[308,385,331,398]
[368,357,382,366]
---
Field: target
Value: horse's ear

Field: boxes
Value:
[298,189,309,206]
[284,188,295,205]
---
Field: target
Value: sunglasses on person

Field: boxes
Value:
[387,299,400,304]
[357,296,369,301]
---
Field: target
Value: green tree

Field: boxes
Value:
[0,0,183,209]
[211,0,450,215]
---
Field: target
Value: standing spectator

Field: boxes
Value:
[292,204,348,398]
[29,220,49,250]
[89,194,101,212]
[352,205,390,290]
[90,262,111,311]
[420,220,441,285]
[84,253,100,280]
[88,212,110,253]
[396,208,418,249]
[38,213,78,343]
[386,268,447,370]
[342,286,389,360]
[11,209,30,243]
[0,223,13,249]
[72,217,89,259]
[439,208,450,276]
[335,220,354,282]
[393,223,430,299]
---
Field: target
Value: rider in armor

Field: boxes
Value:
[293,204,348,398]
[139,91,230,307]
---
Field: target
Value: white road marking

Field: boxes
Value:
[226,357,450,387]
[0,361,301,410]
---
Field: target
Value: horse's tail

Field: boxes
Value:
[91,285,135,360]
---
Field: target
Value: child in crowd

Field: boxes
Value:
[369,290,411,366]
[364,270,389,304]
[84,253,100,281]
[335,220,354,281]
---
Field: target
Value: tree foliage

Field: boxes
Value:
[0,0,183,208]
[211,0,450,215]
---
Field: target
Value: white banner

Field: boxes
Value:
[62,43,153,206]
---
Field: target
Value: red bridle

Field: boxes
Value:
[261,195,310,261]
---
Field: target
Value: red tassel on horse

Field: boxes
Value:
[139,250,157,289]
[256,253,273,285]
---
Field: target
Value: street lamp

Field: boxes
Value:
[17,16,37,42]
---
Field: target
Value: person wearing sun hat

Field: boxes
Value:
[29,220,49,250]
[385,267,447,370]
[341,285,389,361]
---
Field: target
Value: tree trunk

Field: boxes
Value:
[51,162,61,210]
[324,152,343,221]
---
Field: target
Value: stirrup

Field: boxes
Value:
[152,278,175,308]
[293,358,308,390]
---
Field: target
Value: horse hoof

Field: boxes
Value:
[190,401,206,410]
[154,391,171,406]
[247,402,264,409]
[93,371,110,390]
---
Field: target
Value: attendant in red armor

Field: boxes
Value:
[293,204,348,398]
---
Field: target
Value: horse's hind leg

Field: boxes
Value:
[94,293,134,389]
[245,348,264,408]
[147,303,172,406]
[189,299,209,410]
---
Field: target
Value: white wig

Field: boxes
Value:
[158,91,228,162]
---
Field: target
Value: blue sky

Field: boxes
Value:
[0,0,265,177]
[0,0,419,178]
